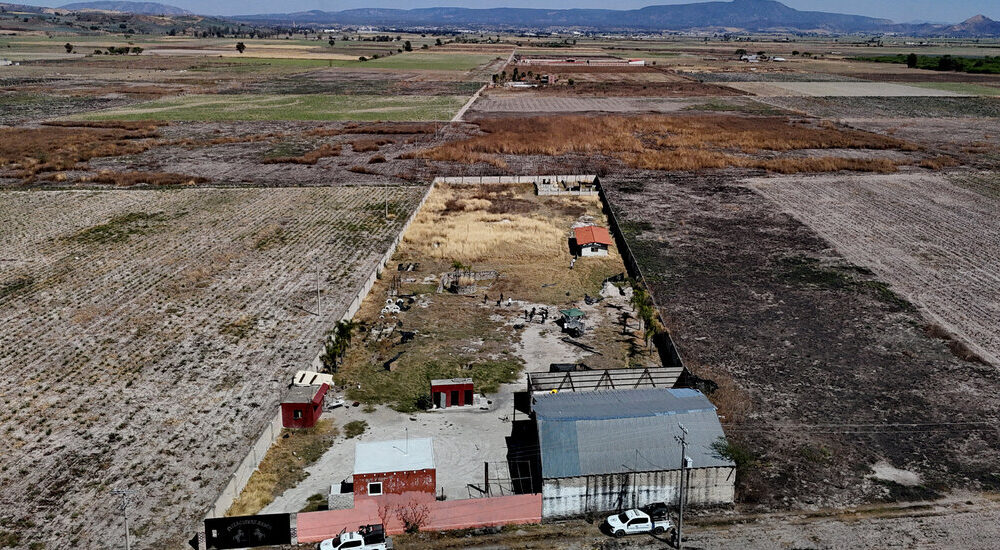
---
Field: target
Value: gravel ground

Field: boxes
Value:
[262,398,516,515]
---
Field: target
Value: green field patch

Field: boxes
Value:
[906,82,1000,96]
[855,54,1000,75]
[75,94,468,121]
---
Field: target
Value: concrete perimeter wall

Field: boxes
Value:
[542,467,735,519]
[297,493,543,542]
[597,181,686,373]
[206,410,283,518]
[206,183,438,523]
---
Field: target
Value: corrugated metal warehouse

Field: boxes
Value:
[532,388,735,518]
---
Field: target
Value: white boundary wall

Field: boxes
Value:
[434,174,596,185]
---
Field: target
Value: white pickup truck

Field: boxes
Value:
[318,524,393,550]
[603,508,674,538]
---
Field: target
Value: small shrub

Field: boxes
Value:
[344,420,368,438]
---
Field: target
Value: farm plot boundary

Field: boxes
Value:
[745,173,1000,366]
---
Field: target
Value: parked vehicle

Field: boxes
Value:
[639,501,670,518]
[318,524,393,550]
[603,509,674,538]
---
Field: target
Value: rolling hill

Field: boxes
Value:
[235,0,893,33]
[59,1,191,15]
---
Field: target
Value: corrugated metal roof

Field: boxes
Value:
[574,225,612,246]
[534,389,733,478]
[431,378,472,386]
[527,367,682,393]
[283,385,323,404]
[354,438,435,475]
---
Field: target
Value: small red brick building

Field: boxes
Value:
[353,438,436,500]
[281,383,328,428]
[430,378,474,409]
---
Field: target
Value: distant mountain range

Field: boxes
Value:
[3,0,999,36]
[59,1,191,15]
[235,0,894,33]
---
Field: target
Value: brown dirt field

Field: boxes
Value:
[519,65,667,74]
[603,172,1000,510]
[745,172,1000,366]
[835,117,1000,168]
[0,121,478,189]
[0,187,427,549]
[509,81,744,97]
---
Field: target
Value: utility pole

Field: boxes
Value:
[111,489,136,550]
[675,423,688,550]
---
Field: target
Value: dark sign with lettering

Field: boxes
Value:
[204,514,291,549]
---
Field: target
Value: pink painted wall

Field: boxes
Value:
[296,493,543,543]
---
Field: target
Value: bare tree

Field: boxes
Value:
[395,499,431,533]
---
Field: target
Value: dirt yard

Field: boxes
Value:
[745,172,1000,366]
[601,172,1000,510]
[331,182,654,412]
[0,186,424,549]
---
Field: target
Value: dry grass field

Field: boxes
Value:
[0,186,424,549]
[414,114,919,173]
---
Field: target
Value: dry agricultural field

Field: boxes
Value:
[0,186,424,548]
[3,23,1000,549]
[746,172,1000,366]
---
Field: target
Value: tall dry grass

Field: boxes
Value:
[404,186,569,263]
[88,170,208,186]
[414,115,918,173]
[0,126,159,180]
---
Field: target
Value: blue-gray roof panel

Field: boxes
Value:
[534,389,734,478]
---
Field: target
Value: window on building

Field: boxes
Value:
[368,482,383,496]
[293,410,303,420]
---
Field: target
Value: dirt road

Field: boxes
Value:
[396,493,1000,549]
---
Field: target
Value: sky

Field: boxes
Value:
[35,1,1000,24]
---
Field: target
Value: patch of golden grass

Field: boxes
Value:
[404,184,571,263]
[414,114,917,173]
[918,155,961,170]
[350,138,394,152]
[227,420,338,516]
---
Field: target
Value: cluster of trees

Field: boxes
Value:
[320,320,358,373]
[860,53,1000,74]
[90,46,143,55]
